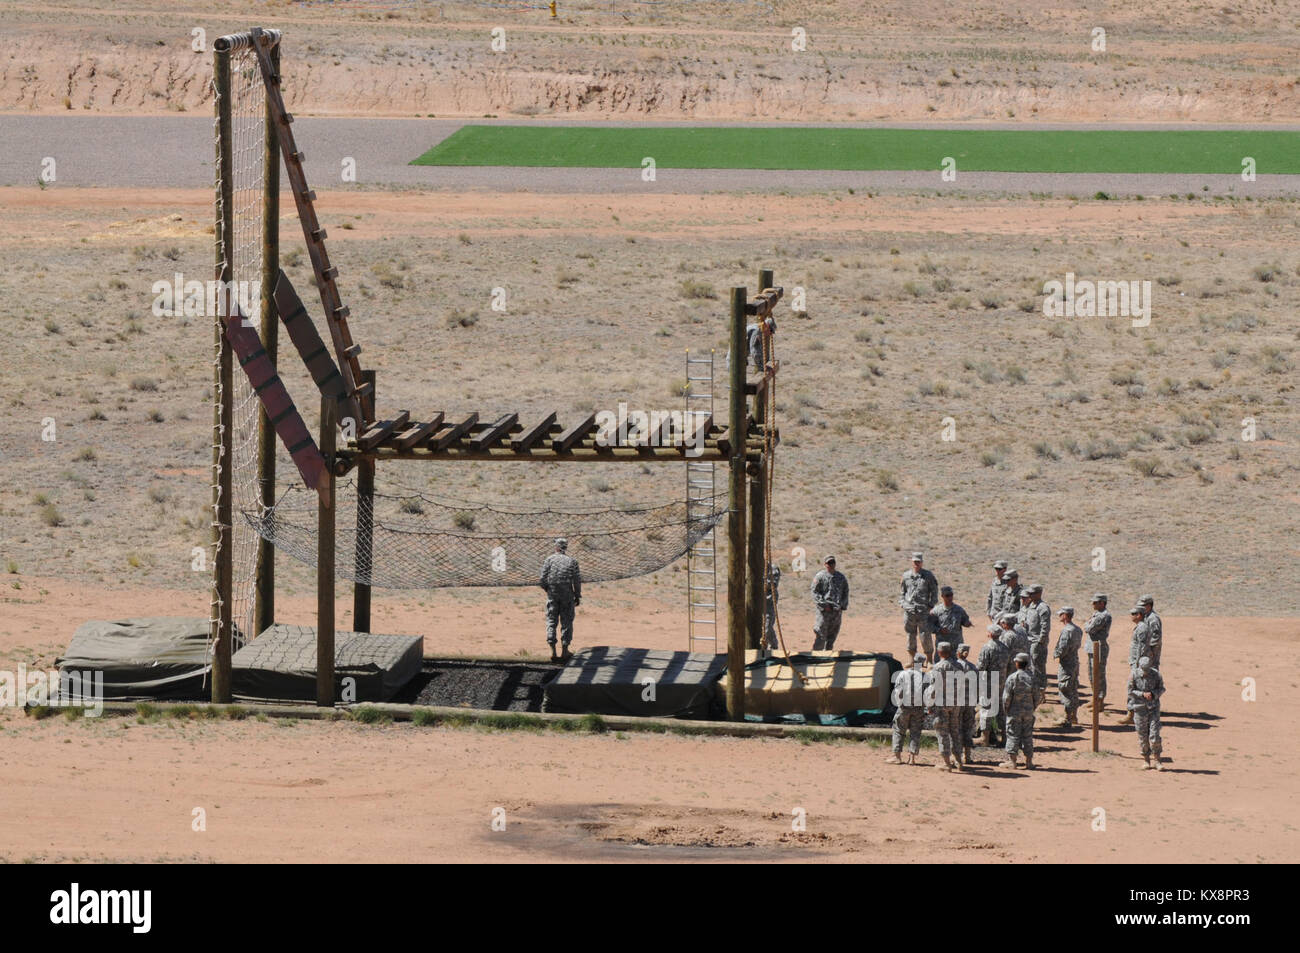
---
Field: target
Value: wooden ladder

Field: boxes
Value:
[250,27,370,430]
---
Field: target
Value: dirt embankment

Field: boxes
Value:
[1,3,1298,121]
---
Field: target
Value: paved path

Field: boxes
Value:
[2,115,1297,196]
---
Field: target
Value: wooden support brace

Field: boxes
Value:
[552,413,597,452]
[357,411,410,451]
[511,412,558,452]
[430,413,479,451]
[470,413,518,451]
[394,414,445,450]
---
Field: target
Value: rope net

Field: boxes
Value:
[245,481,728,589]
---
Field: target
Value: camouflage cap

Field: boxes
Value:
[998,612,1018,624]
[911,552,924,561]
[554,537,568,550]
[957,643,970,654]
[823,554,836,564]
[1129,605,1145,615]
[1015,652,1031,663]
[1092,592,1108,602]
[936,641,951,654]
[1003,568,1019,577]
[1059,606,1074,617]
[1138,656,1152,670]
[940,585,953,595]
[913,652,927,663]
[986,624,1000,635]
[993,560,1008,569]
[1139,594,1155,605]
[1027,583,1044,595]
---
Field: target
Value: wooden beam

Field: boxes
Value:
[394,413,445,451]
[470,413,518,452]
[552,413,597,452]
[353,370,375,634]
[511,412,558,452]
[429,413,479,451]
[727,286,748,721]
[212,44,234,705]
[357,411,409,451]
[317,394,336,708]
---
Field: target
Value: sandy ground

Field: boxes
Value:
[0,575,1295,862]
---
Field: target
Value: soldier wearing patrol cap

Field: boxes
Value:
[900,552,940,662]
[1139,594,1163,667]
[928,642,964,771]
[956,643,979,764]
[810,555,849,650]
[539,537,582,661]
[997,611,1032,682]
[1000,568,1023,619]
[1126,655,1166,770]
[1022,583,1052,705]
[1117,605,1150,725]
[930,585,973,657]
[986,560,1009,621]
[887,652,930,765]
[1001,652,1037,769]
[1084,592,1112,711]
[1054,606,1083,725]
[977,624,1009,746]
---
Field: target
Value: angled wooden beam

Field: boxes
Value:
[511,412,558,452]
[394,414,445,451]
[470,413,518,452]
[429,413,479,451]
[687,412,713,452]
[357,411,409,451]
[552,413,597,453]
[272,269,346,401]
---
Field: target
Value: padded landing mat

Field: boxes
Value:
[544,646,726,719]
[232,624,422,703]
[59,617,212,699]
[736,650,904,724]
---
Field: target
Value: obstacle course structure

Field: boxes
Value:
[210,28,780,717]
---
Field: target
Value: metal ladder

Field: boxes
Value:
[685,349,718,654]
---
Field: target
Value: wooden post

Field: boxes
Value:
[211,47,234,705]
[747,267,774,650]
[254,36,280,640]
[759,268,774,294]
[726,287,748,720]
[353,369,376,633]
[317,395,337,707]
[1091,642,1100,753]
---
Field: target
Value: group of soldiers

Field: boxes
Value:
[761,553,1169,772]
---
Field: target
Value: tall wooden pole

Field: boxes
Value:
[254,37,280,640]
[1091,643,1101,752]
[726,287,748,720]
[746,267,774,652]
[353,369,376,633]
[317,395,337,707]
[211,47,234,704]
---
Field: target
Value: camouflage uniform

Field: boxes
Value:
[986,577,1009,620]
[957,653,980,751]
[998,624,1033,680]
[977,637,1009,742]
[763,564,781,650]
[1000,582,1023,620]
[1127,618,1153,677]
[1026,600,1052,703]
[891,667,928,756]
[1084,607,1112,702]
[900,568,939,659]
[1127,665,1166,762]
[930,601,973,653]
[928,656,964,762]
[811,568,849,650]
[1054,621,1083,716]
[1002,667,1037,761]
[539,551,582,650]
[1143,609,1163,668]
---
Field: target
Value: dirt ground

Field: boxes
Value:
[1,577,1295,862]
[2,0,1299,122]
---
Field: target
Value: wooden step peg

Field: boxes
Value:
[293,151,306,163]
[334,306,350,320]
[311,227,327,242]
[342,343,362,359]
[303,189,316,202]
[321,266,338,281]
[282,113,294,125]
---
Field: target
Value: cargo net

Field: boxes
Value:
[213,41,269,650]
[244,480,728,589]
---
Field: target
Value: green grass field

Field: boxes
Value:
[413,126,1300,174]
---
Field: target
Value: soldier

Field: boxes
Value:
[986,560,1009,620]
[928,643,965,771]
[1022,584,1052,705]
[956,643,979,765]
[930,586,973,655]
[1139,594,1163,668]
[977,623,1009,746]
[1084,592,1112,711]
[1126,655,1166,770]
[811,555,849,650]
[1117,606,1149,726]
[1000,568,1023,619]
[747,315,776,372]
[887,652,929,765]
[997,612,1032,682]
[1054,606,1083,726]
[539,537,582,662]
[763,562,781,650]
[900,552,940,662]
[1001,653,1037,769]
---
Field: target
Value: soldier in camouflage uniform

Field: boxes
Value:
[977,623,1009,746]
[930,586,973,658]
[986,560,1009,620]
[887,652,929,764]
[928,643,965,771]
[1139,594,1163,668]
[1001,653,1037,769]
[1127,655,1166,770]
[999,568,1023,620]
[956,643,979,764]
[1053,607,1083,726]
[997,612,1033,683]
[1021,584,1052,705]
[1118,606,1151,725]
[1084,593,1112,711]
[811,556,849,650]
[746,315,776,373]
[900,552,940,662]
[763,563,781,650]
[539,537,582,661]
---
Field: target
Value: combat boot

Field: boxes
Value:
[1152,750,1164,771]
[560,644,573,662]
[907,752,917,765]
[981,727,993,747]
[1142,756,1152,770]
[549,645,559,662]
[1001,758,1019,769]
[1024,754,1034,769]
[963,747,974,765]
[1117,711,1134,725]
[886,752,903,764]
[1069,711,1079,725]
